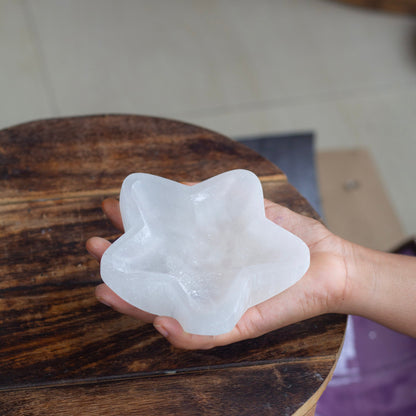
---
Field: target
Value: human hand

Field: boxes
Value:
[86,198,351,349]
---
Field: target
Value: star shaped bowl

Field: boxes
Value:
[100,169,310,335]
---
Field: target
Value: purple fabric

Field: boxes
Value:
[317,316,416,415]
[316,242,416,415]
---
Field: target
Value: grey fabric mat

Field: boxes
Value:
[237,132,322,217]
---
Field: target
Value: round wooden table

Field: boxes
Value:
[0,115,346,416]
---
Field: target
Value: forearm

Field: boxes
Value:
[341,242,416,337]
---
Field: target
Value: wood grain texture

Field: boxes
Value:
[0,360,332,416]
[0,115,346,415]
[0,115,285,203]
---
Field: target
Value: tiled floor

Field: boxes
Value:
[1,0,415,235]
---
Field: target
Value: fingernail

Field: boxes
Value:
[154,324,169,338]
[97,296,112,308]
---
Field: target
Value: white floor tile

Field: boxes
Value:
[0,0,54,129]
[27,0,416,117]
[1,0,415,236]
[182,92,363,148]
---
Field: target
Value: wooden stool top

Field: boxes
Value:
[0,115,346,415]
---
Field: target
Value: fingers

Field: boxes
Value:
[151,297,293,350]
[89,201,156,325]
[87,198,122,261]
[264,199,324,246]
[152,291,300,351]
[86,236,111,261]
[102,198,124,232]
[87,235,157,324]
[264,198,311,231]
[152,316,245,350]
[96,284,157,324]
[94,282,253,348]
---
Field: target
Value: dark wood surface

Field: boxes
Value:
[0,115,346,415]
[332,0,416,14]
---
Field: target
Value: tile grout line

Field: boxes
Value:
[171,80,416,120]
[22,0,61,117]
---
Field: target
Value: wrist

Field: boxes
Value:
[339,241,377,316]
[338,240,416,337]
